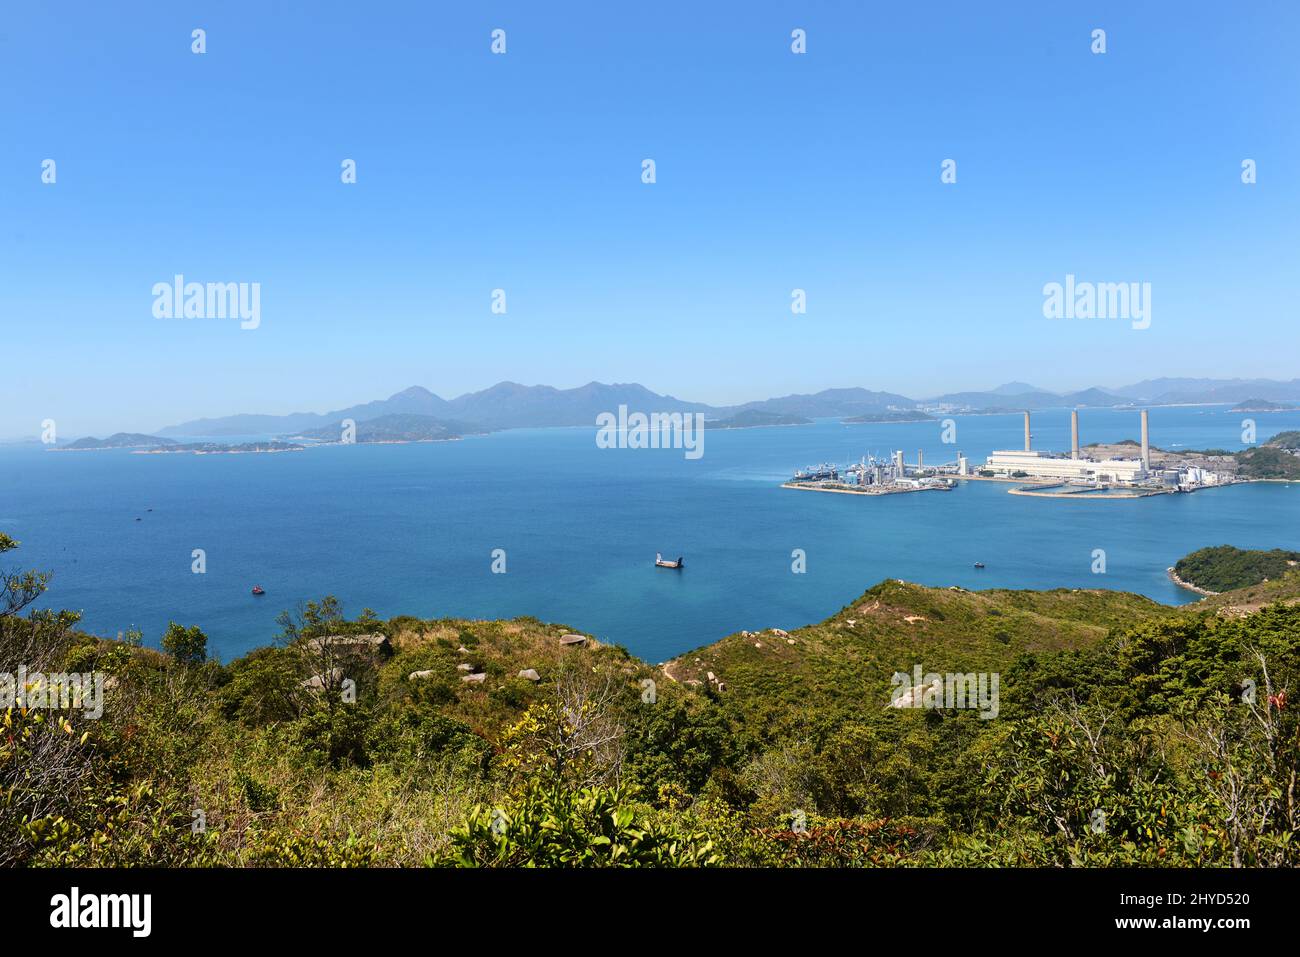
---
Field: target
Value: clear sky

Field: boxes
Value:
[2,1,1297,437]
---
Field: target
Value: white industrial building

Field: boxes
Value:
[981,448,1148,483]
[981,409,1152,485]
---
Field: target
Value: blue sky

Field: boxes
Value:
[2,1,1297,437]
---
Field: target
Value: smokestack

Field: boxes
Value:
[918,449,923,471]
[1140,409,1150,469]
[1071,410,1080,459]
[1023,411,1031,451]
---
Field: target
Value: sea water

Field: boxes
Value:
[2,404,1298,663]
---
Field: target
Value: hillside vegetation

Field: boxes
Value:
[3,533,1298,868]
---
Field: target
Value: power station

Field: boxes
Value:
[788,408,1232,500]
[981,408,1223,490]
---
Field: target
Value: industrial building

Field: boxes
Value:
[978,408,1232,491]
[787,449,954,495]
[982,448,1149,483]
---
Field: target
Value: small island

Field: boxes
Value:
[58,433,177,451]
[1171,544,1300,595]
[136,441,305,455]
[705,410,812,430]
[55,433,304,454]
[842,410,935,424]
[1231,398,1297,412]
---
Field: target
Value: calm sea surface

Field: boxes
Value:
[3,405,1299,663]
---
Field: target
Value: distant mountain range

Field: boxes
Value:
[146,376,1300,438]
[158,383,712,437]
[924,388,1104,412]
[1109,377,1300,404]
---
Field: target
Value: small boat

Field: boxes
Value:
[251,585,265,596]
[655,553,684,569]
[973,562,985,569]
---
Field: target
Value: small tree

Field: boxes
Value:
[161,621,207,666]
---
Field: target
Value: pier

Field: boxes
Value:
[781,479,953,496]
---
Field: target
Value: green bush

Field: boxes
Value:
[445,782,718,867]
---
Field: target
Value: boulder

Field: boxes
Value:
[300,667,344,691]
[461,672,487,684]
[518,669,541,682]
[306,633,389,654]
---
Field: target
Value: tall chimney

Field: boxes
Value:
[918,449,923,471]
[1023,411,1031,451]
[1140,409,1150,469]
[1071,410,1080,459]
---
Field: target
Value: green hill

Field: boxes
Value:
[663,580,1168,736]
[1175,544,1300,593]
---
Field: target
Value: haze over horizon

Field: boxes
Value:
[4,1,1298,437]
[7,373,1300,442]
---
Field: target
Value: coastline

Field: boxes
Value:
[1007,485,1167,500]
[132,446,305,455]
[781,481,951,497]
[1167,566,1219,597]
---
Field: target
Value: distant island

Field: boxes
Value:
[842,411,935,424]
[1172,544,1300,594]
[289,413,478,444]
[705,410,812,430]
[136,441,305,455]
[1231,398,1297,412]
[60,433,177,451]
[56,434,303,454]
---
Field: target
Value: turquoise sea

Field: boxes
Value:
[2,404,1299,663]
